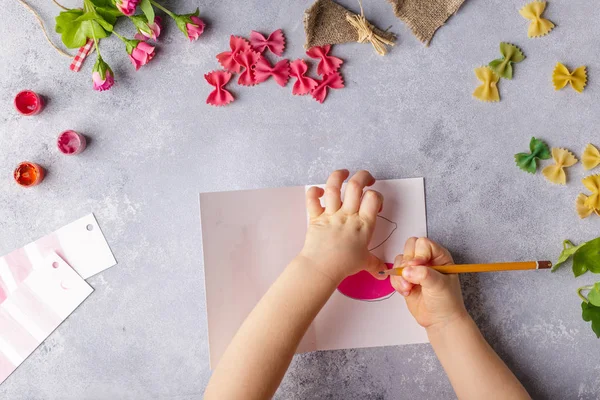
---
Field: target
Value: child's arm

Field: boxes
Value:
[391,238,531,400]
[204,170,387,400]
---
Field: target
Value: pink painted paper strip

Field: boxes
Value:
[0,253,93,385]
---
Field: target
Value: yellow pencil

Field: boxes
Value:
[378,261,553,276]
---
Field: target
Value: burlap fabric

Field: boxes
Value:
[388,0,465,45]
[304,0,395,49]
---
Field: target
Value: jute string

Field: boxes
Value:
[345,1,394,56]
[16,0,77,58]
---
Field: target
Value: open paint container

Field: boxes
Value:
[14,162,45,187]
[57,130,87,155]
[14,90,44,116]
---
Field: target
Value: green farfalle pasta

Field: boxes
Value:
[515,137,551,174]
[489,42,525,79]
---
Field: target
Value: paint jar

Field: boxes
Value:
[14,90,44,116]
[14,162,45,187]
[57,130,87,155]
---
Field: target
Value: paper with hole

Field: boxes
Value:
[200,178,429,368]
[0,214,116,280]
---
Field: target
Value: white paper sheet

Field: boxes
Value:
[1,214,117,280]
[200,178,429,368]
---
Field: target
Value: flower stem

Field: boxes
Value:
[112,31,127,42]
[92,29,101,58]
[578,285,594,303]
[150,0,176,18]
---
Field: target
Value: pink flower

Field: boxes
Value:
[116,0,139,16]
[92,70,114,92]
[186,16,205,41]
[134,16,162,41]
[128,41,156,70]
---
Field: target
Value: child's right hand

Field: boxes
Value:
[390,237,468,332]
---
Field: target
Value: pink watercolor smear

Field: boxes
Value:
[337,263,395,301]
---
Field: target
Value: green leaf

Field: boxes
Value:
[76,12,113,40]
[55,8,115,48]
[139,0,155,26]
[514,137,551,174]
[96,6,121,24]
[55,9,88,48]
[582,301,600,338]
[552,240,585,272]
[588,282,600,307]
[130,15,151,35]
[574,237,600,275]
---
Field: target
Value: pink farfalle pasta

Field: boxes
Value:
[205,70,234,107]
[254,57,290,87]
[216,36,252,73]
[250,29,286,56]
[306,44,343,76]
[234,50,261,86]
[290,59,318,95]
[311,71,344,103]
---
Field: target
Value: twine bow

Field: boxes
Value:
[345,1,394,56]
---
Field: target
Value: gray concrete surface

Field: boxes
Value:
[1,0,599,398]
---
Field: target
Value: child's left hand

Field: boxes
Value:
[298,169,388,284]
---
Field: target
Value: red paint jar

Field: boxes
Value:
[57,130,87,155]
[14,90,44,116]
[14,162,45,187]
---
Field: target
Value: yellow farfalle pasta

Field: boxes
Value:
[473,67,499,102]
[542,148,578,185]
[582,175,600,210]
[576,193,600,219]
[519,1,555,38]
[583,144,600,170]
[553,63,587,93]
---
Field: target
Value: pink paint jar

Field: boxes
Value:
[57,130,87,155]
[14,162,45,187]
[14,90,44,116]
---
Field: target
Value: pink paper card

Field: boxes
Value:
[0,252,93,384]
[0,214,116,281]
[200,178,428,368]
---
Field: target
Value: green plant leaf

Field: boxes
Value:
[588,282,600,307]
[74,11,113,42]
[552,240,585,272]
[95,6,121,24]
[55,8,115,48]
[573,237,600,276]
[582,301,600,338]
[55,9,88,48]
[130,15,150,34]
[139,0,155,26]
[514,137,551,174]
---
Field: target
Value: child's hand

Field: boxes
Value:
[299,169,388,284]
[391,238,468,331]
